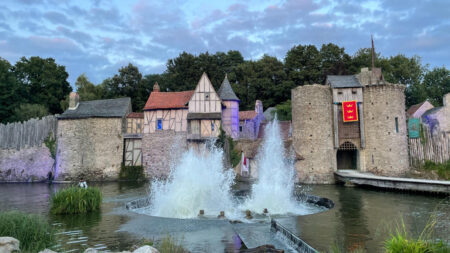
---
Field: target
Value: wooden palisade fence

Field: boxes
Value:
[0,115,58,150]
[409,124,449,167]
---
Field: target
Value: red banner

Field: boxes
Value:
[342,101,358,122]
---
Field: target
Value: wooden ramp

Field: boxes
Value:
[335,170,450,194]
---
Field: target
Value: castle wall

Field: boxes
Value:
[56,118,124,181]
[292,85,336,184]
[0,146,54,182]
[142,130,188,178]
[363,84,409,176]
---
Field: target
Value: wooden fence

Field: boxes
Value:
[409,124,449,166]
[0,115,58,150]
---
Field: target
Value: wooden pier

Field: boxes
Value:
[335,170,450,194]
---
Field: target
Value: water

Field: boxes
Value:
[241,119,301,215]
[146,118,314,220]
[148,147,236,219]
[0,182,448,252]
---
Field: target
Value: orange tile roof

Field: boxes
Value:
[239,110,257,120]
[127,112,144,118]
[143,90,194,110]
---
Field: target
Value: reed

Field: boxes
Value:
[119,164,144,181]
[0,211,55,252]
[157,235,188,253]
[50,186,102,214]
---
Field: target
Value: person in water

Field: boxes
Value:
[78,179,88,188]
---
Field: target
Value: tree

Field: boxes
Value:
[75,74,105,101]
[285,44,321,85]
[272,100,292,121]
[319,43,352,82]
[104,64,145,111]
[422,67,450,106]
[13,103,49,122]
[0,58,19,123]
[13,56,72,114]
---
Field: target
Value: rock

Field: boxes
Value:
[132,245,160,253]
[84,248,99,253]
[39,249,58,253]
[0,237,20,253]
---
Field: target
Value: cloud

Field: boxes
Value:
[0,0,448,88]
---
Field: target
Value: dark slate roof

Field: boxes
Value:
[58,97,131,119]
[218,75,239,101]
[327,75,362,88]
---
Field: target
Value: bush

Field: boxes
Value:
[157,235,188,253]
[0,211,55,252]
[50,186,102,214]
[422,160,450,180]
[119,165,144,181]
[384,216,448,253]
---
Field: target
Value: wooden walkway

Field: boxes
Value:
[335,170,450,194]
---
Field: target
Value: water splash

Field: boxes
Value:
[242,117,307,215]
[148,144,237,219]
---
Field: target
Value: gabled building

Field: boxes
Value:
[407,101,434,119]
[239,100,264,140]
[421,93,450,134]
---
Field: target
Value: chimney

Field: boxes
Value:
[153,82,160,92]
[69,92,79,110]
[444,93,450,107]
[255,100,263,115]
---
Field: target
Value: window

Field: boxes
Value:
[211,122,215,131]
[239,126,243,132]
[338,91,343,95]
[205,93,210,100]
[352,90,357,94]
[157,119,162,130]
[395,117,399,133]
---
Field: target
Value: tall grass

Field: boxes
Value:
[422,160,450,180]
[50,186,102,214]
[0,211,55,252]
[384,215,448,253]
[119,164,144,180]
[157,235,188,253]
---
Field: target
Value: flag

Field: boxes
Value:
[241,152,249,176]
[342,101,359,122]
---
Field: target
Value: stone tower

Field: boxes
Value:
[218,75,240,139]
[292,84,335,183]
[359,68,409,176]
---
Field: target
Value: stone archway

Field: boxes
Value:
[337,141,358,170]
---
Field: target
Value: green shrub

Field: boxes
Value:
[422,160,450,180]
[384,216,448,253]
[119,164,144,180]
[228,137,241,167]
[157,235,188,253]
[0,211,55,252]
[44,134,56,159]
[50,186,102,214]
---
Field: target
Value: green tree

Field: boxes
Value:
[0,58,19,123]
[272,100,292,121]
[104,63,145,111]
[319,43,352,82]
[13,56,72,114]
[13,103,49,122]
[422,67,450,106]
[285,44,321,85]
[75,74,105,101]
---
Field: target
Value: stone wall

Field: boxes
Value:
[363,84,409,176]
[0,146,54,182]
[292,85,335,184]
[56,118,124,181]
[142,130,188,178]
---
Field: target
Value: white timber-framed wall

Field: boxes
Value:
[143,109,188,133]
[187,73,223,139]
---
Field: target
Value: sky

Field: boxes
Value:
[0,0,449,87]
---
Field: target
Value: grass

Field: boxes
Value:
[384,215,448,253]
[0,211,55,252]
[50,186,102,214]
[422,160,450,180]
[157,235,188,253]
[119,164,144,181]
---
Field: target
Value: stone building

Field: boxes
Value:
[239,100,264,140]
[56,93,131,180]
[124,112,144,166]
[421,93,450,134]
[407,100,434,119]
[292,67,409,184]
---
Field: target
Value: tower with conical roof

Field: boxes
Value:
[218,74,240,139]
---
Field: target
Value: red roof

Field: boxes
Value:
[406,101,426,117]
[239,110,257,120]
[127,112,144,118]
[143,91,194,110]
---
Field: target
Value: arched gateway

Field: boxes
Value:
[337,141,358,170]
